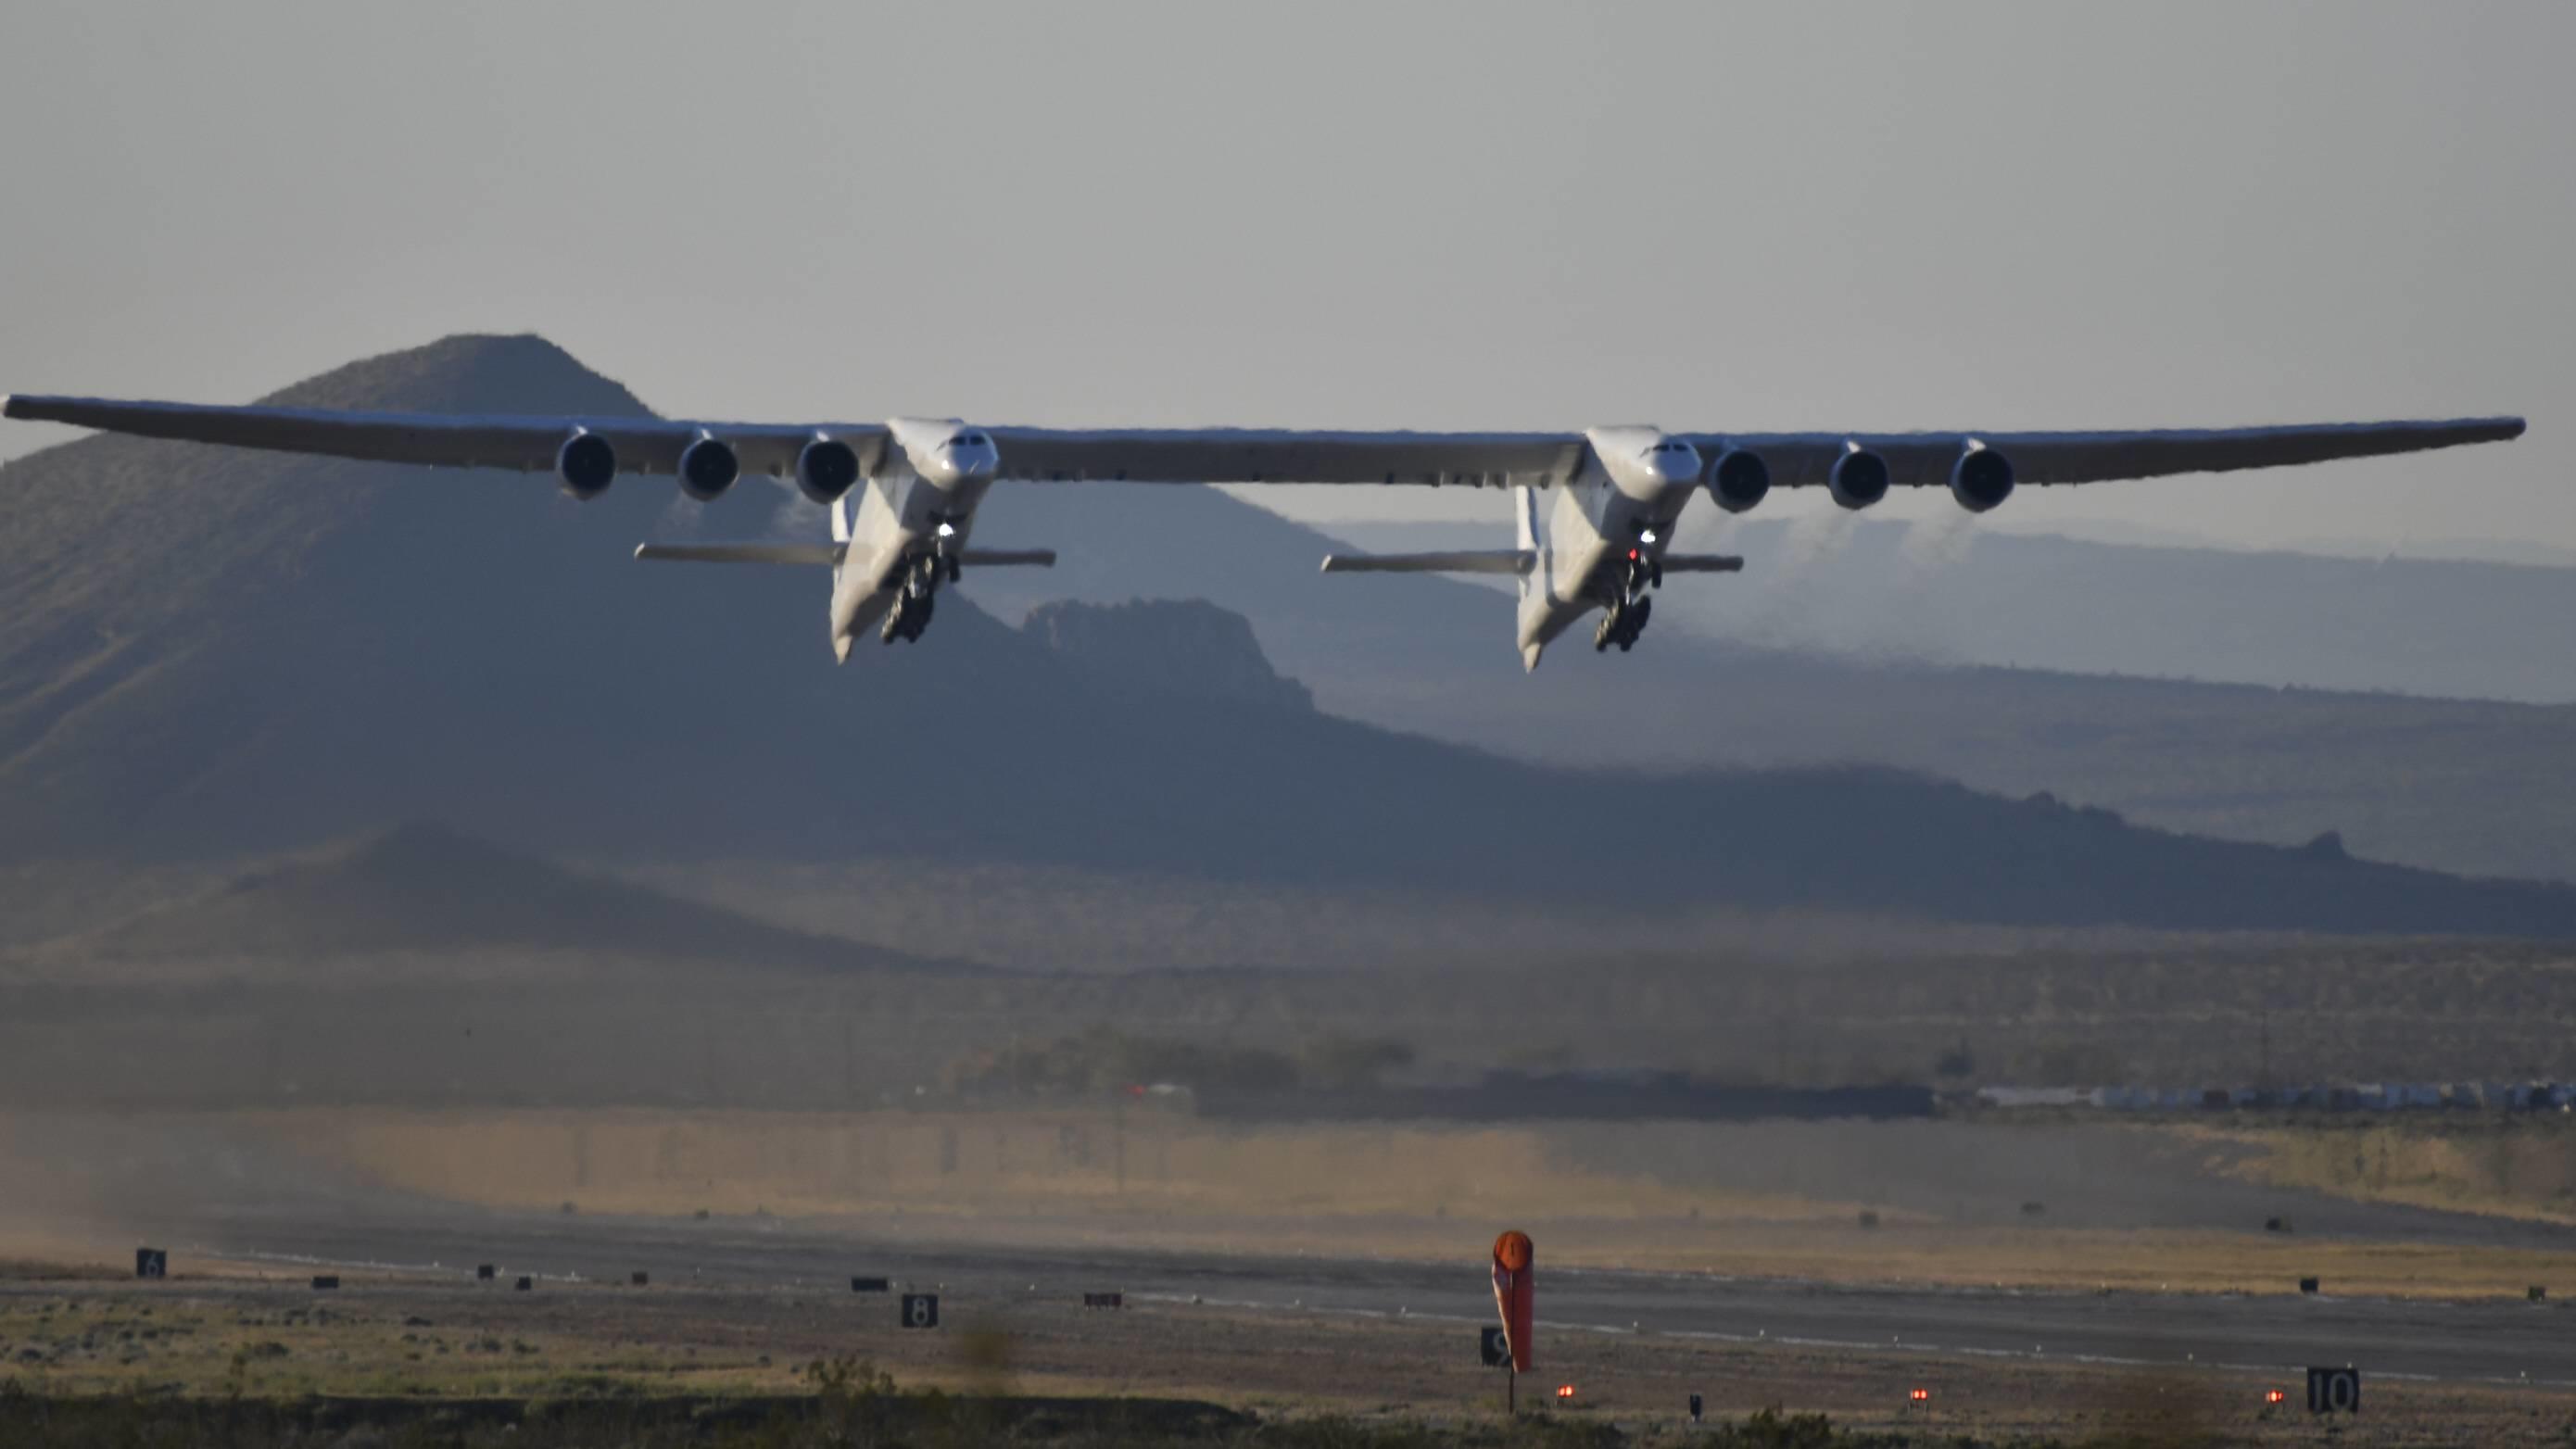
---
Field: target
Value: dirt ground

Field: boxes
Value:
[1,1275,2570,1446]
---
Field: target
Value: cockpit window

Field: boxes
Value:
[957,433,988,447]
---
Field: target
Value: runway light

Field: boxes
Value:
[2266,1389,2287,1405]
[1556,1384,1576,1402]
[1909,1388,1932,1404]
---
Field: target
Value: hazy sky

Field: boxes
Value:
[2,1,2566,557]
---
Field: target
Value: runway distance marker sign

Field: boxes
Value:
[2306,1367,2361,1414]
[902,1293,941,1329]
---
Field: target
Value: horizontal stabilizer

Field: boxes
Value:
[1320,549,1536,575]
[634,544,1054,568]
[1658,553,1746,573]
[635,543,845,566]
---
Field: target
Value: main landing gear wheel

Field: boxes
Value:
[880,554,944,644]
[1595,593,1652,653]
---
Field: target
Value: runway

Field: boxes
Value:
[176,1205,2575,1391]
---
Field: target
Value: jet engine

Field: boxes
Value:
[797,436,862,504]
[677,434,741,502]
[1708,447,1771,512]
[556,431,616,499]
[1827,447,1889,510]
[1948,446,2014,512]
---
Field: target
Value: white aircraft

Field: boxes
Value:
[0,394,2525,668]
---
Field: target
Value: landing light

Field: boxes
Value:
[1640,528,1659,545]
[935,523,957,538]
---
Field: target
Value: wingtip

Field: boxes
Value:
[1318,555,1337,573]
[631,543,649,561]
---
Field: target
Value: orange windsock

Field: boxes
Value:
[1491,1229,1534,1372]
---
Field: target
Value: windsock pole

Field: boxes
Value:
[1492,1229,1534,1414]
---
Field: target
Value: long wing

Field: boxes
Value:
[5,393,2520,489]
[1679,418,2526,489]
[0,395,890,479]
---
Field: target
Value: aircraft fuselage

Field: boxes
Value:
[1512,426,1705,665]
[828,418,1000,657]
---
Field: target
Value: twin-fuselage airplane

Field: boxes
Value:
[0,393,2525,668]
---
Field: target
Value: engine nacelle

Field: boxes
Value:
[1827,446,1889,510]
[1949,446,2014,512]
[796,436,862,504]
[1707,447,1771,513]
[677,434,741,502]
[556,431,616,500]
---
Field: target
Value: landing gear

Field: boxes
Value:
[1593,549,1661,653]
[1623,551,1662,597]
[880,553,944,644]
[1593,593,1651,652]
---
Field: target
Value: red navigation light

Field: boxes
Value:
[1909,1388,1931,1403]
[1556,1384,1576,1402]
[1627,548,1639,561]
[2266,1389,2287,1405]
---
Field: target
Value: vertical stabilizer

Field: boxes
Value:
[1512,485,1549,671]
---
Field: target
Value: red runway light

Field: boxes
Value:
[2266,1389,2287,1405]
[1909,1388,1931,1403]
[1556,1384,1576,1401]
